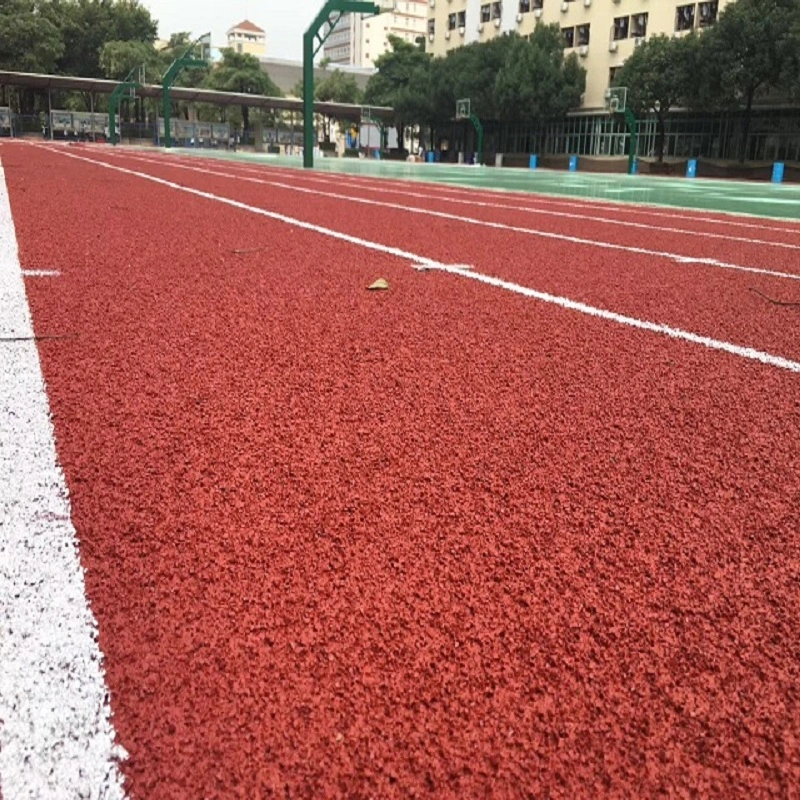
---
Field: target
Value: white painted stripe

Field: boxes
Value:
[47,147,800,374]
[177,156,800,253]
[0,161,127,799]
[21,270,60,277]
[109,150,800,284]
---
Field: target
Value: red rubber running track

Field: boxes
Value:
[3,142,800,798]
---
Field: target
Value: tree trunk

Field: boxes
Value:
[656,114,666,163]
[740,87,755,163]
[242,105,250,135]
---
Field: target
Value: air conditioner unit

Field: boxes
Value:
[494,17,501,26]
[478,22,484,31]
[634,36,645,46]
[445,29,451,38]
[429,0,435,6]
[516,11,523,21]
[534,7,543,17]
[428,32,435,40]
[608,40,618,52]
[561,1,568,11]
[579,44,589,56]
[583,0,591,6]
[459,24,465,34]
[672,31,682,38]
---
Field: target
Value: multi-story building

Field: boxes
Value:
[426,1,729,110]
[323,2,428,68]
[226,20,267,58]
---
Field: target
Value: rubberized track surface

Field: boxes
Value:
[3,142,800,798]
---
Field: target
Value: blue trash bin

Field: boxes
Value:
[772,162,785,183]
[529,154,538,169]
[686,159,698,178]
[427,152,435,164]
[568,156,578,172]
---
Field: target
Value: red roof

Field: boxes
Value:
[228,20,265,34]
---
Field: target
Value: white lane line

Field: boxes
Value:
[0,161,126,799]
[21,270,60,277]
[48,147,800,374]
[170,155,800,253]
[108,150,800,284]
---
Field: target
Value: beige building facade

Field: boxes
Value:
[226,20,267,58]
[426,0,731,110]
[324,1,428,68]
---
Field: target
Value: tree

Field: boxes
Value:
[363,35,432,148]
[45,0,158,78]
[315,68,362,142]
[204,49,282,133]
[699,0,800,160]
[494,25,585,123]
[615,33,699,162]
[0,0,64,74]
[99,39,160,82]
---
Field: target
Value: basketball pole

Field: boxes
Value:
[303,0,383,169]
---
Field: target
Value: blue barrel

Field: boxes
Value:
[630,158,638,176]
[772,162,785,183]
[427,151,435,163]
[686,159,698,178]
[569,156,578,172]
[529,154,538,169]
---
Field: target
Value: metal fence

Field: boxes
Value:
[447,107,800,163]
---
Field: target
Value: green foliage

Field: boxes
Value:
[494,26,586,122]
[615,33,699,160]
[46,0,157,78]
[0,1,64,73]
[700,0,800,110]
[316,69,361,105]
[203,49,282,131]
[364,35,433,141]
[99,39,160,82]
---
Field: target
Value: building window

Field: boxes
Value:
[492,1,502,18]
[562,26,574,47]
[448,12,457,29]
[534,0,543,7]
[481,3,491,21]
[237,43,243,52]
[457,10,466,27]
[698,1,718,27]
[631,12,648,37]
[519,0,530,11]
[576,23,590,45]
[613,16,629,40]
[609,66,622,86]
[676,4,695,31]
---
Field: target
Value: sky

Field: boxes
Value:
[140,1,316,61]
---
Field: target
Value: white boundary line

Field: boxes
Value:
[21,270,60,277]
[164,147,800,233]
[104,149,800,284]
[46,146,800,374]
[0,160,127,799]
